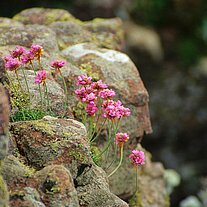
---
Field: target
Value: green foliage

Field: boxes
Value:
[177,38,200,66]
[10,108,47,122]
[132,0,170,26]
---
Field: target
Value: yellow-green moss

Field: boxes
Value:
[31,121,55,136]
[0,175,9,206]
[68,149,88,163]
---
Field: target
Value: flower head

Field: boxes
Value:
[129,150,145,167]
[11,46,25,58]
[91,80,108,90]
[35,70,47,85]
[21,51,35,64]
[98,89,116,99]
[116,133,129,146]
[77,75,92,86]
[4,56,22,71]
[102,100,130,120]
[51,60,66,69]
[30,44,43,59]
[86,101,98,116]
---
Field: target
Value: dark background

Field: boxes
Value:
[1,0,207,206]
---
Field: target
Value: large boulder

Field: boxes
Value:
[5,116,128,207]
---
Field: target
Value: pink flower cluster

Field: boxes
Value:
[75,74,130,118]
[35,70,47,85]
[102,100,130,120]
[51,60,66,69]
[4,44,43,70]
[116,133,129,146]
[129,150,145,167]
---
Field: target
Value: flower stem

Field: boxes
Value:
[108,144,124,177]
[44,82,51,112]
[15,70,23,92]
[21,67,30,100]
[59,72,68,116]
[32,67,43,109]
[136,167,138,192]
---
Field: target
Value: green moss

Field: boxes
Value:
[0,175,8,206]
[80,63,100,81]
[68,148,88,163]
[31,121,55,136]
[50,142,60,152]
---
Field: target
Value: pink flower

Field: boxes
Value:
[30,44,43,58]
[35,70,47,85]
[4,56,22,71]
[102,100,130,120]
[51,60,66,69]
[11,46,25,58]
[86,101,98,116]
[21,51,35,64]
[129,150,145,167]
[75,87,87,99]
[77,75,92,86]
[82,92,97,103]
[98,89,116,99]
[116,133,129,146]
[91,80,108,90]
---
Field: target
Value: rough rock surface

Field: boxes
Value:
[3,116,128,207]
[0,7,169,207]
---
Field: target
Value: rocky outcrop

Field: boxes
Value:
[0,7,169,207]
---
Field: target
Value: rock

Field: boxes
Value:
[83,18,125,51]
[50,21,92,50]
[35,165,79,207]
[77,164,128,207]
[0,175,9,207]
[0,25,59,53]
[0,85,9,160]
[8,117,128,206]
[62,43,152,138]
[9,187,46,207]
[13,8,79,25]
[0,17,23,28]
[124,21,163,61]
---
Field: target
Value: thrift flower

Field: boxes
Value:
[35,70,47,85]
[98,89,116,99]
[51,60,66,69]
[116,133,129,146]
[129,150,145,167]
[77,75,92,86]
[102,100,130,120]
[4,56,22,71]
[21,51,35,64]
[11,46,25,58]
[86,101,98,116]
[91,80,108,90]
[82,92,97,103]
[30,44,43,59]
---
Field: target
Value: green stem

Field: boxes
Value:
[21,67,30,100]
[15,70,23,92]
[44,82,50,112]
[32,67,43,109]
[136,167,138,192]
[5,72,17,94]
[90,119,107,143]
[106,142,118,170]
[108,144,124,177]
[95,121,113,159]
[59,72,68,116]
